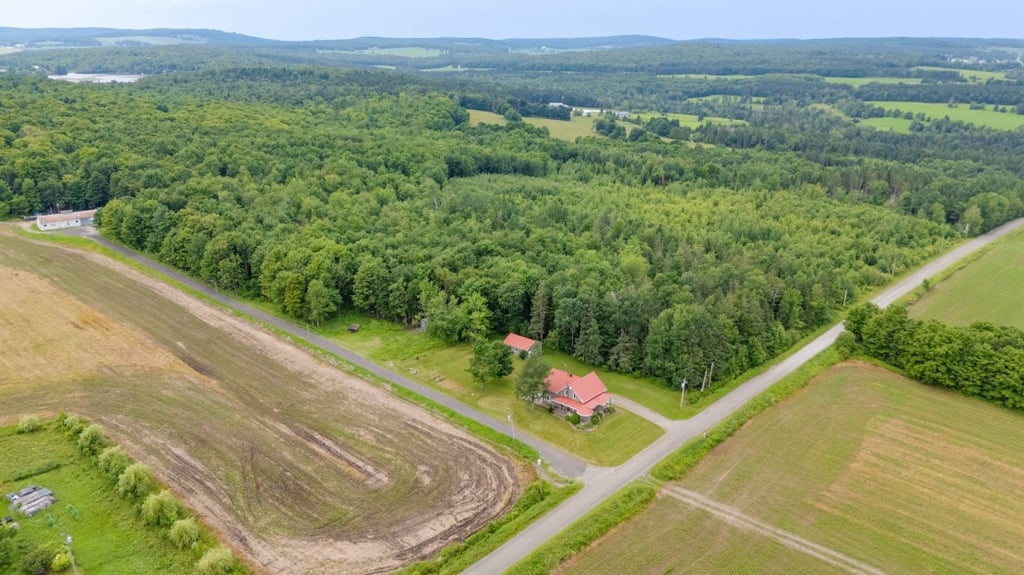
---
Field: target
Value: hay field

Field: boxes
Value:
[560,362,1024,574]
[0,229,521,575]
[910,228,1024,329]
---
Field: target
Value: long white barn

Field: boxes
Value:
[36,209,97,231]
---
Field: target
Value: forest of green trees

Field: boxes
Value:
[2,38,1023,389]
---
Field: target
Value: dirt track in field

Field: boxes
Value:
[0,228,522,575]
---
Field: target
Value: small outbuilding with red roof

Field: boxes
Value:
[503,333,542,356]
[543,368,612,422]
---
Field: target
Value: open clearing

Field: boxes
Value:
[909,228,1024,328]
[867,101,1024,130]
[559,362,1024,574]
[0,424,200,575]
[468,110,600,141]
[0,228,521,575]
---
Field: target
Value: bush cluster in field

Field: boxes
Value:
[2,414,245,575]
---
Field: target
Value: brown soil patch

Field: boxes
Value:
[0,265,198,385]
[0,230,522,575]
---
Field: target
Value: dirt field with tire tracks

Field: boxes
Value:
[0,228,523,575]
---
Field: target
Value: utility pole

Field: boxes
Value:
[64,533,80,575]
[679,377,687,407]
[506,407,517,441]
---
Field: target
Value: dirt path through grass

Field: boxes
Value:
[661,485,885,575]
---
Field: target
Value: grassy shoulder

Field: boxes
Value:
[503,482,657,575]
[907,225,1024,328]
[0,418,239,575]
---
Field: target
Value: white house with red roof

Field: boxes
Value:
[503,333,542,356]
[543,368,612,422]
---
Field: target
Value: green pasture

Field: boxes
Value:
[0,424,199,575]
[334,47,445,58]
[681,363,1024,573]
[633,111,747,127]
[915,66,1008,82]
[468,110,600,141]
[317,313,664,466]
[858,116,914,133]
[868,100,1024,130]
[910,227,1024,329]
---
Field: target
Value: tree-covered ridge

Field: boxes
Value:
[0,69,1019,388]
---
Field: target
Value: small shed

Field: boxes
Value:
[503,333,541,356]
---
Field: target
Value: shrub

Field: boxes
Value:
[61,414,85,438]
[97,446,131,481]
[17,415,42,434]
[565,412,580,425]
[196,546,236,575]
[141,490,182,527]
[21,544,54,575]
[116,463,156,501]
[76,424,108,456]
[168,517,201,549]
[51,551,71,572]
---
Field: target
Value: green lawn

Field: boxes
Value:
[318,313,664,466]
[633,111,747,127]
[563,362,1024,574]
[468,110,600,141]
[859,116,914,133]
[868,100,1024,130]
[0,424,201,575]
[910,228,1024,329]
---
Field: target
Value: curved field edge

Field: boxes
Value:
[0,416,246,575]
[10,225,543,464]
[395,480,582,575]
[504,348,842,574]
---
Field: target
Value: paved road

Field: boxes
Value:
[465,217,1024,574]
[70,229,589,478]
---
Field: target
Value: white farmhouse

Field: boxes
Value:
[36,209,97,231]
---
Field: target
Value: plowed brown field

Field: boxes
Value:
[0,228,521,575]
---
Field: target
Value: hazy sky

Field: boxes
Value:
[4,0,1023,41]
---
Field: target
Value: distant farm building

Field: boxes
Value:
[543,368,611,422]
[503,333,541,356]
[5,485,55,517]
[36,209,97,231]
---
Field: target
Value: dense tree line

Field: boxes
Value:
[3,59,1024,390]
[844,304,1024,410]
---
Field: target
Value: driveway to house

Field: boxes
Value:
[69,228,589,479]
[464,217,1024,573]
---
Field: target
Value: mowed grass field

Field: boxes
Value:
[859,116,914,133]
[468,110,599,141]
[316,312,665,466]
[868,100,1024,130]
[910,228,1024,329]
[0,424,201,575]
[0,229,520,574]
[633,111,747,127]
[561,362,1024,574]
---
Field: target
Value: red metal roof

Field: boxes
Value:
[551,391,611,418]
[545,369,608,403]
[503,333,537,351]
[37,209,97,224]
